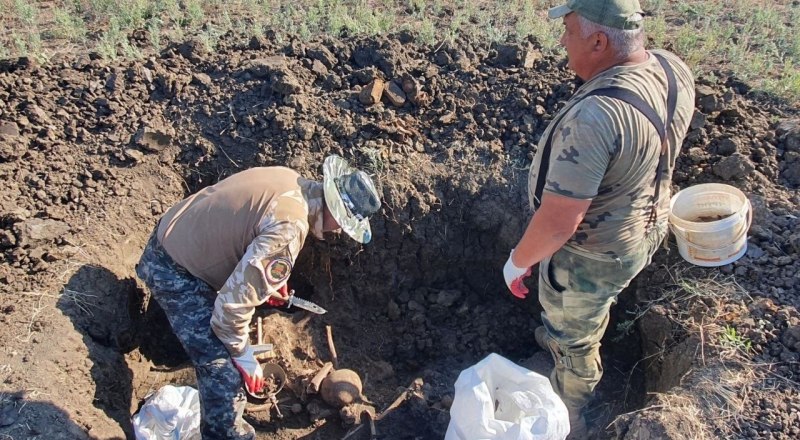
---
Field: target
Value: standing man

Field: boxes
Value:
[136,155,381,438]
[502,1,695,437]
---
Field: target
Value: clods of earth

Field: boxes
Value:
[0,31,799,439]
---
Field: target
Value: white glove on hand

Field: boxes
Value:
[231,345,264,394]
[503,250,532,299]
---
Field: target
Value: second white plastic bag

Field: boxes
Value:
[132,385,201,440]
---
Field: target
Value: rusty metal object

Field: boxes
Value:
[245,362,286,402]
[320,368,362,408]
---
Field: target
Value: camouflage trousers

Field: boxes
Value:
[136,231,255,440]
[538,223,667,411]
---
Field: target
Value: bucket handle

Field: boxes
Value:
[668,199,752,252]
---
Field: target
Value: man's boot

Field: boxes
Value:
[535,326,558,363]
[535,326,591,439]
[566,405,588,439]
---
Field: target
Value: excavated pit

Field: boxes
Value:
[117,153,688,438]
[98,34,693,437]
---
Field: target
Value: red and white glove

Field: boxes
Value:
[266,283,289,307]
[503,250,532,299]
[231,345,264,394]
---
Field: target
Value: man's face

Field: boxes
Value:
[322,203,342,233]
[559,12,597,80]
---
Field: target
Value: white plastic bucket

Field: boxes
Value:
[668,183,752,267]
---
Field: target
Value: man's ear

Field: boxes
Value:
[592,31,609,53]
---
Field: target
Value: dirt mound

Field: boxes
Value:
[1,32,798,439]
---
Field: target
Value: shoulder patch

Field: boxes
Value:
[264,258,292,284]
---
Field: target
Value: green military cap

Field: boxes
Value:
[548,0,644,30]
[323,155,381,244]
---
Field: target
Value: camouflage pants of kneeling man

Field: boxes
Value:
[136,231,255,440]
[537,224,666,416]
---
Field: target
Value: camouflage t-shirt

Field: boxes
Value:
[527,50,695,259]
[157,167,324,356]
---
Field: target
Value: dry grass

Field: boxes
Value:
[616,262,751,341]
[15,288,97,342]
[627,353,789,439]
[610,259,789,437]
[627,393,711,440]
[610,357,762,439]
[664,266,755,362]
[15,291,53,343]
[689,361,756,431]
[0,364,12,387]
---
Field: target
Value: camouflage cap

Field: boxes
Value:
[548,0,644,30]
[323,155,381,244]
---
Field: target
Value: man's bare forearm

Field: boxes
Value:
[512,193,591,268]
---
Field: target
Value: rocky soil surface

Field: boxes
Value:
[0,31,798,439]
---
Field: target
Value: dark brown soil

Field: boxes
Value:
[1,30,799,440]
[694,214,732,222]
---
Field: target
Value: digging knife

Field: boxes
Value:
[285,294,327,314]
[266,289,327,314]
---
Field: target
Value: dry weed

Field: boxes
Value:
[612,261,767,436]
[639,353,795,438]
[617,322,779,437]
[15,291,52,343]
[617,262,750,339]
[15,288,97,342]
[652,393,710,440]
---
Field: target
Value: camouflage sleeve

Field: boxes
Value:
[211,225,304,357]
[544,101,618,200]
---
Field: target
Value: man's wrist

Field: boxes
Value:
[509,248,526,269]
[503,251,527,282]
[228,341,251,359]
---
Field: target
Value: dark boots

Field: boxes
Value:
[535,326,591,439]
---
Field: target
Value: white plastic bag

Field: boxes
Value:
[132,385,201,440]
[445,353,569,440]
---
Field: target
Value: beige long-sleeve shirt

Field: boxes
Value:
[157,167,324,356]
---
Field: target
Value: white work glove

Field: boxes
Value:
[231,345,264,394]
[503,250,532,299]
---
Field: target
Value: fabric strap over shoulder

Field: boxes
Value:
[532,53,678,226]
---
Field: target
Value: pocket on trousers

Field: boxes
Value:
[543,253,566,293]
[640,223,668,268]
